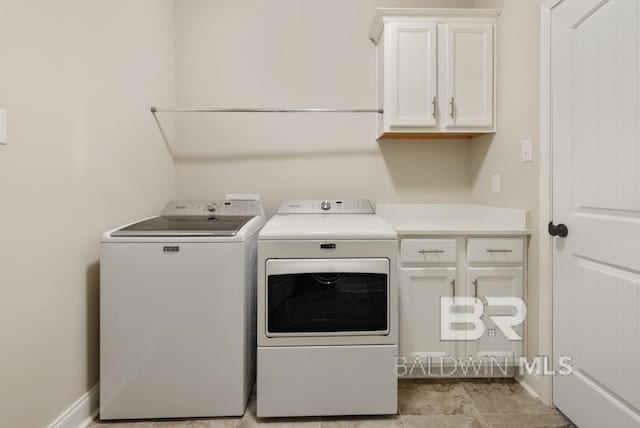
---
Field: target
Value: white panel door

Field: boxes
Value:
[552,0,640,426]
[384,21,438,130]
[400,268,456,365]
[444,23,494,129]
[465,267,523,364]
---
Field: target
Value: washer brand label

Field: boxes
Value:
[163,246,180,253]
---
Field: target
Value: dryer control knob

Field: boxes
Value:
[207,202,217,212]
[320,200,331,211]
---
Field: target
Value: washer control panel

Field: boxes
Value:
[278,199,374,214]
[161,200,264,217]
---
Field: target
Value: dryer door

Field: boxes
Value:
[265,258,390,337]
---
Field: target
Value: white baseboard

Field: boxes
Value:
[47,384,99,428]
[517,376,540,399]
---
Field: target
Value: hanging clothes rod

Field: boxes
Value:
[150,106,383,159]
[150,107,383,113]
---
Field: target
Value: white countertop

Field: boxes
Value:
[376,204,531,236]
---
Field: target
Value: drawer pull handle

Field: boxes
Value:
[418,249,444,254]
[450,278,456,297]
[486,249,513,253]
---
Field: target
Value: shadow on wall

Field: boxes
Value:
[468,133,494,185]
[86,262,100,390]
[378,138,472,198]
[170,137,473,206]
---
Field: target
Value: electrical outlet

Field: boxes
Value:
[0,109,6,145]
[491,174,501,194]
[521,139,532,162]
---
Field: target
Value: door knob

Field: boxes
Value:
[548,221,568,238]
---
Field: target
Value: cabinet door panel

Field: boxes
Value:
[445,23,494,129]
[465,267,523,364]
[385,22,438,129]
[400,268,456,367]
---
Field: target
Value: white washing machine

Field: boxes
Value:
[100,198,265,420]
[256,199,398,417]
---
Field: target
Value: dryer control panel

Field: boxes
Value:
[277,199,374,214]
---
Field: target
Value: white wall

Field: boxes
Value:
[172,0,473,215]
[470,0,548,402]
[0,1,175,426]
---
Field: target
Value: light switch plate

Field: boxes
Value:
[491,174,501,194]
[0,109,6,145]
[521,139,532,162]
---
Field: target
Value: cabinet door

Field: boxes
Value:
[384,22,438,130]
[400,268,456,365]
[444,23,494,129]
[465,267,523,364]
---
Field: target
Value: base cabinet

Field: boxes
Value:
[400,268,457,363]
[398,236,526,376]
[464,267,524,364]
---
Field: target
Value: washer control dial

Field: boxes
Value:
[320,200,331,211]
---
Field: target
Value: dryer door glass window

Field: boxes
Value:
[265,258,389,336]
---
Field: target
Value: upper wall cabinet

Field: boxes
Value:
[370,9,500,139]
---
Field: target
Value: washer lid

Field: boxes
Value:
[111,215,255,237]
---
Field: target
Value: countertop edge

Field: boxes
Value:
[392,229,532,236]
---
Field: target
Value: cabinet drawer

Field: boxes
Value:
[401,239,457,264]
[467,238,524,264]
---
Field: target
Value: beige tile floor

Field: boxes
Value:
[90,379,574,428]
